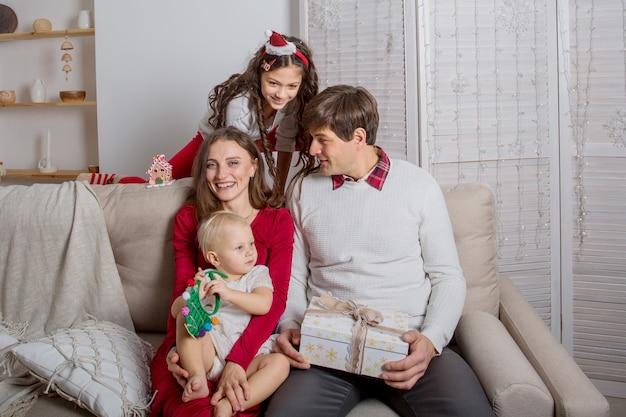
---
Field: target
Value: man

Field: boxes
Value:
[266,85,495,417]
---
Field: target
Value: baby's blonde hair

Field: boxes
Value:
[197,211,250,259]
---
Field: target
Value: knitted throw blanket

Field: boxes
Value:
[0,181,133,415]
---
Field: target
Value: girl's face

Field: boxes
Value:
[204,139,258,205]
[260,65,303,116]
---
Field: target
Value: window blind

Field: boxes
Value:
[304,0,411,160]
[562,0,626,394]
[418,0,558,326]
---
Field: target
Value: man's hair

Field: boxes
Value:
[302,84,379,144]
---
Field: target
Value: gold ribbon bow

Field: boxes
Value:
[306,293,405,374]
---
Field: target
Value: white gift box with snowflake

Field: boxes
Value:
[300,293,408,378]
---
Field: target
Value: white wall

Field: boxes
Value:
[0,0,297,177]
[95,0,297,177]
[0,0,96,171]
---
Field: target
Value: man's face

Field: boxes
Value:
[308,127,358,177]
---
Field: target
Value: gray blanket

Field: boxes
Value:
[0,181,133,416]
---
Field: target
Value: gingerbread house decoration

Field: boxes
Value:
[147,154,173,186]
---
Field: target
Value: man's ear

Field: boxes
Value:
[207,251,219,267]
[352,127,367,148]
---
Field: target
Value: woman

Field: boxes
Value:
[150,127,294,416]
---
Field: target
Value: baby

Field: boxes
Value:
[170,211,289,416]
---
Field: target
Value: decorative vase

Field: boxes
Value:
[77,10,91,29]
[30,79,46,103]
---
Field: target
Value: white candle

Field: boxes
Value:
[46,130,51,168]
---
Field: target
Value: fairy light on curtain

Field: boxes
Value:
[571,0,593,256]
[493,0,506,253]
[473,0,487,182]
[423,0,442,178]
[498,0,532,261]
[532,0,550,250]
[452,0,466,182]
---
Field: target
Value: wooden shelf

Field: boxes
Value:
[0,28,95,42]
[0,28,97,108]
[1,101,96,107]
[5,169,85,179]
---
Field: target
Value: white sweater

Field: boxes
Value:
[281,158,466,352]
[197,94,297,153]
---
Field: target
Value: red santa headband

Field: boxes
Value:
[261,30,309,71]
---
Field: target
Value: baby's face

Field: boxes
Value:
[214,223,258,276]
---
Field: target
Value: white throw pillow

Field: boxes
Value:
[11,320,154,417]
[0,322,25,379]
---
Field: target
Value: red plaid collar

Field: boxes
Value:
[331,146,390,190]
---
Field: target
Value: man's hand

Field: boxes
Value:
[166,346,188,388]
[380,330,436,390]
[273,328,310,369]
[210,361,249,413]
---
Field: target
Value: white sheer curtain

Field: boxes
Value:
[303,0,626,396]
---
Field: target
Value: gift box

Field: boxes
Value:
[300,293,409,378]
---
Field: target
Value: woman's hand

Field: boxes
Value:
[273,328,310,369]
[380,330,436,390]
[166,346,188,388]
[210,361,249,413]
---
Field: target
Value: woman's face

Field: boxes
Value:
[204,139,258,205]
[260,65,303,117]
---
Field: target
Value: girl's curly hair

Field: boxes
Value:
[206,35,318,183]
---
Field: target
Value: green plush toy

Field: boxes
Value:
[180,268,227,338]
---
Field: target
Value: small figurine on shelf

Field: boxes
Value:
[0,161,6,183]
[146,154,174,187]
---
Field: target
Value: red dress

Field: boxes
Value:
[150,204,294,416]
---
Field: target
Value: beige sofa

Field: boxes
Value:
[9,178,608,417]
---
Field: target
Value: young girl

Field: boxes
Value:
[171,211,289,415]
[167,30,318,194]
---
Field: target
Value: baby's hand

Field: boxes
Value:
[193,268,210,298]
[193,267,205,282]
[203,279,230,301]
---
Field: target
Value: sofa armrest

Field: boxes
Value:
[498,275,610,417]
[455,311,553,417]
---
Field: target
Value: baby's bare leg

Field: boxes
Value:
[176,314,216,402]
[214,353,290,417]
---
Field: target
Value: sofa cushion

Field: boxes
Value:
[11,320,154,417]
[442,182,500,316]
[92,178,194,332]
